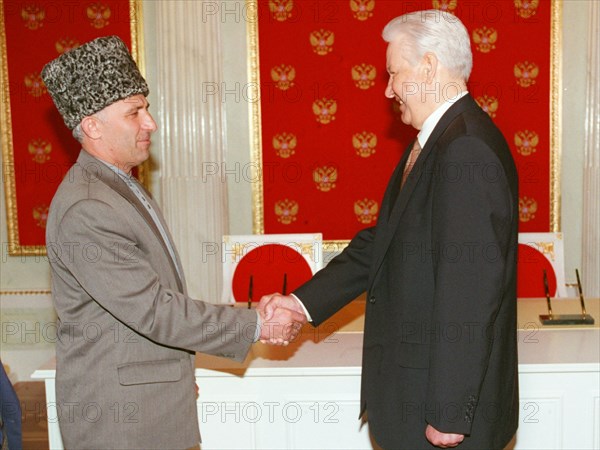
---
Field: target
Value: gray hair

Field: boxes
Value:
[72,123,84,142]
[72,110,106,143]
[382,9,473,81]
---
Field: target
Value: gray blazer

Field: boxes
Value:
[46,150,257,449]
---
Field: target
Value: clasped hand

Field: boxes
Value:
[257,294,307,345]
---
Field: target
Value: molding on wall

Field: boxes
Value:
[151,1,229,301]
[582,1,600,296]
[0,290,50,296]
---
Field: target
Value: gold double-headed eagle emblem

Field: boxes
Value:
[269,0,294,21]
[519,197,538,223]
[271,65,296,91]
[87,3,112,29]
[272,133,297,159]
[350,0,375,21]
[514,131,539,156]
[33,205,49,229]
[28,139,52,164]
[313,166,338,192]
[432,0,458,14]
[275,199,299,225]
[354,199,378,224]
[312,98,337,124]
[24,73,46,98]
[514,62,539,88]
[21,5,45,30]
[514,0,539,19]
[56,38,80,54]
[472,27,498,54]
[351,64,377,90]
[310,30,335,56]
[352,132,377,158]
[476,95,499,119]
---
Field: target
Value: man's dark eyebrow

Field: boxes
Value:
[126,101,150,112]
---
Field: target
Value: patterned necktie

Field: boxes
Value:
[401,139,422,188]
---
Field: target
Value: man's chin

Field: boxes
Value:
[137,143,152,155]
[400,113,411,127]
[132,147,151,166]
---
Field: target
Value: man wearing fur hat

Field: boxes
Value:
[42,36,302,449]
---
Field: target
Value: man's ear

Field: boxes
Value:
[422,52,438,84]
[80,115,102,140]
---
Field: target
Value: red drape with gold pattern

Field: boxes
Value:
[257,0,553,241]
[1,0,137,253]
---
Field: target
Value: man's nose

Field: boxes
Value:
[143,111,158,132]
[385,78,395,98]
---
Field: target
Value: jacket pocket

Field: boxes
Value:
[396,341,429,369]
[117,358,183,385]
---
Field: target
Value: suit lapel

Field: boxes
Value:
[133,180,188,295]
[365,140,412,288]
[77,151,185,293]
[367,95,477,289]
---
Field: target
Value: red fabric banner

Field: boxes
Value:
[1,0,137,253]
[257,0,554,241]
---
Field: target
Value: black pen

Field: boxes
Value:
[575,269,587,316]
[543,269,553,317]
[248,275,253,309]
[282,273,287,296]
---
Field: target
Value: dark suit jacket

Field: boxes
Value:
[295,95,519,449]
[46,151,257,449]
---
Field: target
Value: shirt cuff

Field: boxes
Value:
[290,293,313,322]
[253,310,262,342]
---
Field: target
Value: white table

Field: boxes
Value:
[33,298,600,449]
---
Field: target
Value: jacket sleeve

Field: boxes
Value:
[426,136,514,434]
[53,198,256,362]
[293,226,375,326]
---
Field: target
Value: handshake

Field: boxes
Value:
[256,294,308,345]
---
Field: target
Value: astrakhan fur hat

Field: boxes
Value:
[41,35,149,130]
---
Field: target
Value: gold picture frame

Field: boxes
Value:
[247,0,563,253]
[0,0,147,256]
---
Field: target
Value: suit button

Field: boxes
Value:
[369,295,376,304]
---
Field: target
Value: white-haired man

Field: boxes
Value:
[260,9,519,449]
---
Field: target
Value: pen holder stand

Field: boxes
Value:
[539,313,595,325]
[539,268,594,325]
